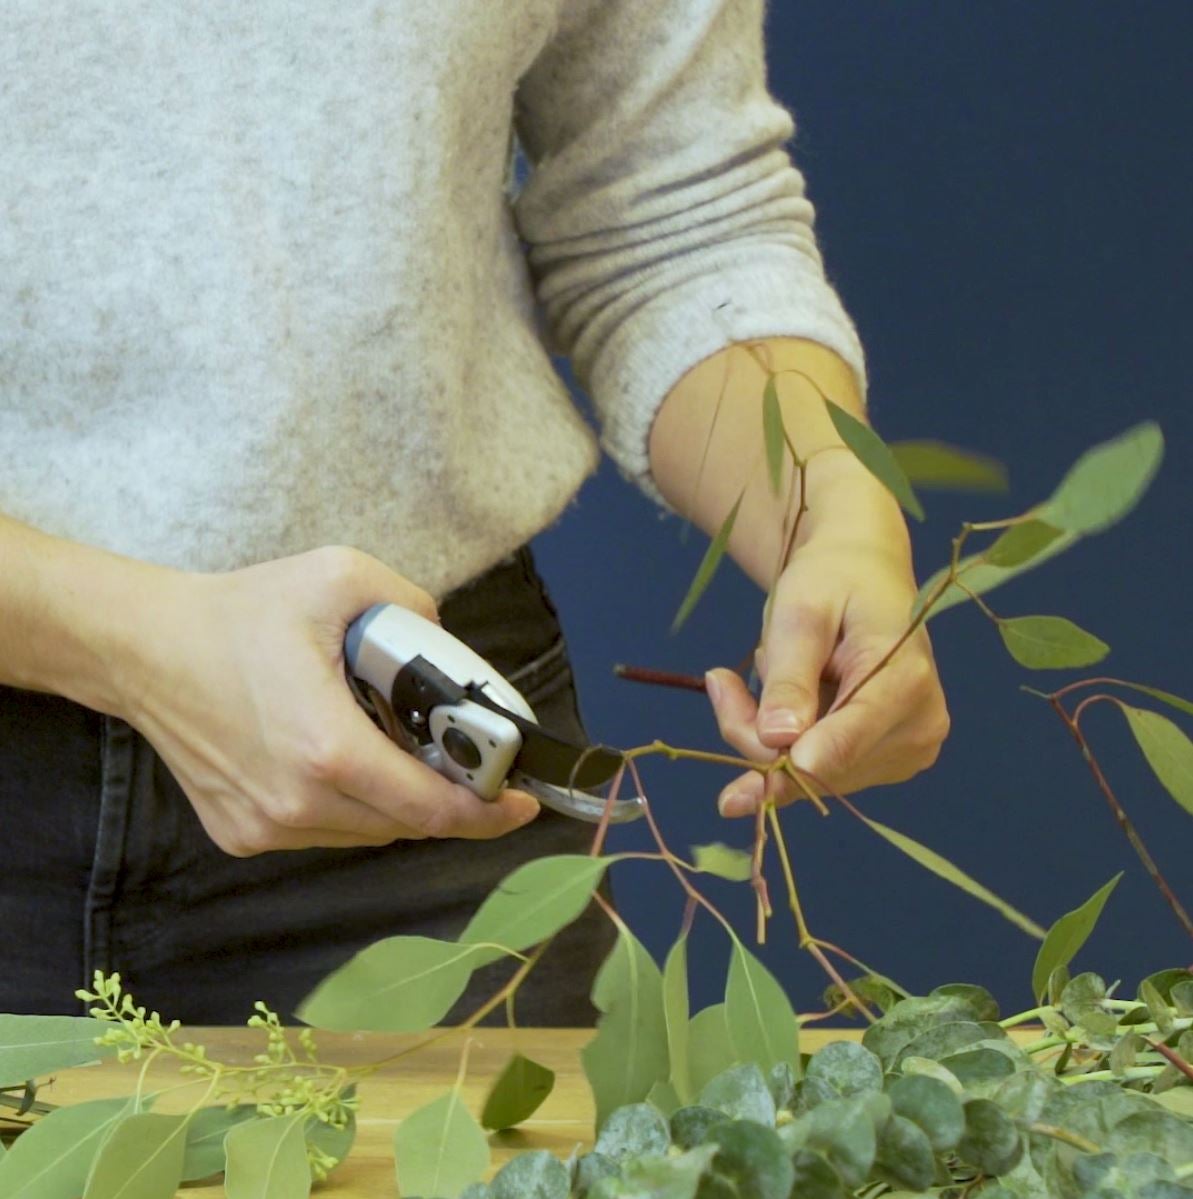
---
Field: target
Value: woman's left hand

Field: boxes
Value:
[706,451,950,817]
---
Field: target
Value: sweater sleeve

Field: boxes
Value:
[513,0,867,506]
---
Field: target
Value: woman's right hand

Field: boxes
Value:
[114,545,542,856]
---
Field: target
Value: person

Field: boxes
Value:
[0,1,949,1026]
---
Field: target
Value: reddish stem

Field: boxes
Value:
[614,665,707,692]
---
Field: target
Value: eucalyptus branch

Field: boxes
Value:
[1050,692,1193,939]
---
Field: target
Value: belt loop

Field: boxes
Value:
[82,715,136,990]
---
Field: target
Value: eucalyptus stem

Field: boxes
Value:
[1028,1122,1103,1154]
[1051,692,1193,939]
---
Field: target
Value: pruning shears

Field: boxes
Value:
[344,604,645,824]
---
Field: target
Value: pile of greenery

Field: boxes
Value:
[0,360,1189,1197]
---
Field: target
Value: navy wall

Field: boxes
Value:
[532,2,1192,1018]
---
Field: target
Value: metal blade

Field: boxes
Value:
[508,770,645,824]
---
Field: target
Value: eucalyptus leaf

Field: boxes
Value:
[889,439,1008,491]
[297,936,492,1031]
[762,376,785,495]
[873,1114,935,1193]
[803,1041,883,1098]
[393,1090,490,1199]
[670,1106,729,1152]
[888,1074,966,1151]
[786,1095,879,1190]
[857,815,1046,938]
[957,1097,1023,1176]
[704,1120,795,1199]
[0,1016,112,1087]
[691,844,753,883]
[823,400,924,520]
[899,1056,964,1095]
[985,520,1064,568]
[610,1144,716,1199]
[1140,979,1176,1037]
[1106,1110,1193,1167]
[581,923,669,1130]
[688,1005,737,1095]
[930,982,1001,1023]
[671,489,745,632]
[224,1114,311,1199]
[1122,706,1193,818]
[1032,875,1123,1002]
[698,1063,776,1127]
[1171,980,1193,1016]
[481,1054,555,1131]
[787,1148,848,1199]
[82,1112,187,1199]
[0,1096,130,1199]
[725,939,799,1073]
[179,1105,256,1182]
[662,939,692,1104]
[304,1084,357,1173]
[593,1104,670,1162]
[644,1079,682,1116]
[489,1149,570,1199]
[1038,420,1164,535]
[998,615,1110,670]
[1111,682,1193,719]
[460,855,609,956]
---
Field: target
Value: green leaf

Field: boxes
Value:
[889,440,1008,492]
[594,1103,670,1161]
[1111,681,1193,718]
[489,1150,569,1199]
[662,938,692,1104]
[0,1016,112,1087]
[915,530,1079,621]
[824,400,924,520]
[698,1063,776,1126]
[180,1105,256,1182]
[857,814,1046,938]
[82,1112,187,1199]
[1122,705,1193,817]
[873,1114,935,1193]
[998,614,1110,670]
[581,923,669,1130]
[1031,874,1123,1002]
[725,939,799,1073]
[610,1144,716,1199]
[889,1074,966,1152]
[687,1005,736,1096]
[705,1120,795,1199]
[984,521,1064,568]
[304,1084,356,1174]
[957,1098,1023,1177]
[393,1090,489,1199]
[0,1096,130,1199]
[691,843,753,883]
[223,1114,311,1199]
[459,855,609,957]
[671,489,745,633]
[762,376,785,495]
[803,1041,883,1098]
[297,936,491,1032]
[481,1054,555,1131]
[1039,420,1164,534]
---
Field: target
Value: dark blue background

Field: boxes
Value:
[533,2,1192,1019]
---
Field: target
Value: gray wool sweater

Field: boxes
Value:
[0,0,865,599]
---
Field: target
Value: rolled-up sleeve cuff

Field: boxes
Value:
[582,246,868,510]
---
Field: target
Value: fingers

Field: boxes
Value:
[755,572,846,749]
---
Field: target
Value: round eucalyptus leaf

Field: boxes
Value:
[862,994,991,1069]
[671,1106,729,1151]
[698,1063,776,1127]
[888,1074,965,1151]
[573,1151,617,1196]
[1106,1111,1193,1168]
[873,1113,936,1193]
[937,1044,1018,1092]
[895,1019,990,1067]
[1139,969,1193,1004]
[991,1070,1056,1126]
[899,1056,964,1095]
[594,1103,670,1162]
[798,1096,879,1190]
[459,1185,493,1199]
[795,1075,838,1111]
[705,1120,795,1199]
[1169,979,1193,1016]
[958,1098,1023,1176]
[929,983,1001,1023]
[490,1149,571,1199]
[766,1061,796,1112]
[804,1041,884,1098]
[788,1148,849,1199]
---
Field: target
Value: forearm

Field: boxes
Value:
[647,337,871,588]
[0,512,172,717]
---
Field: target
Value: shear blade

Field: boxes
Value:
[509,771,645,824]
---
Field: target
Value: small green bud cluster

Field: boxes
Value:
[75,971,183,1066]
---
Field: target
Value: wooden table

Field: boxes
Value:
[42,1026,858,1197]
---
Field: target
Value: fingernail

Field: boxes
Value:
[704,671,722,706]
[760,709,804,738]
[718,789,753,818]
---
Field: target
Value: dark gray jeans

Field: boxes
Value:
[0,546,614,1026]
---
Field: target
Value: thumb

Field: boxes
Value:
[756,581,844,750]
